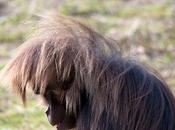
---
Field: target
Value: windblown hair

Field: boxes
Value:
[1,14,175,130]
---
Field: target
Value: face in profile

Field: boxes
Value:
[40,80,77,130]
[42,91,76,130]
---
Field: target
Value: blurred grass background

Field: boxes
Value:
[0,0,175,130]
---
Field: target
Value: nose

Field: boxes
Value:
[45,106,50,118]
[45,105,66,126]
[45,106,56,126]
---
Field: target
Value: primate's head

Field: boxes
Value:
[0,14,118,130]
[1,14,175,130]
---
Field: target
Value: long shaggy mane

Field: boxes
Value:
[1,14,175,130]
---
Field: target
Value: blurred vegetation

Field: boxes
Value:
[0,0,175,130]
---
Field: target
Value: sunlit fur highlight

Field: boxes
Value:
[1,14,175,130]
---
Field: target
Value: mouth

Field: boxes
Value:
[56,124,68,130]
[56,125,60,130]
[56,124,64,130]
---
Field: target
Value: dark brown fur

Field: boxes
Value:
[1,14,175,130]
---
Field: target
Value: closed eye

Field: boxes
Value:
[43,91,60,105]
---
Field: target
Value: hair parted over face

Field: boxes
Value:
[1,13,175,130]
